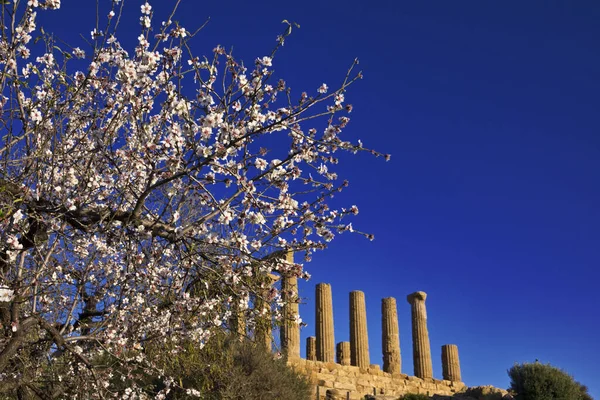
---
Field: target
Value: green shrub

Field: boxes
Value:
[23,332,311,399]
[401,394,430,400]
[150,332,311,399]
[508,362,593,400]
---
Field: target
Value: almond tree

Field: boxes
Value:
[0,1,388,397]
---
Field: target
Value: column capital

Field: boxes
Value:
[407,291,427,304]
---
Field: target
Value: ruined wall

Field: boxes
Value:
[288,358,466,400]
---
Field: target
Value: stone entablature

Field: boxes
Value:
[288,358,466,400]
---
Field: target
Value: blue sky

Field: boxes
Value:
[42,0,600,396]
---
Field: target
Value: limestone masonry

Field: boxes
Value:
[288,358,465,399]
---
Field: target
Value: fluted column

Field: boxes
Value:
[382,297,401,374]
[254,273,279,352]
[336,341,351,365]
[306,336,317,361]
[281,251,300,359]
[254,296,271,351]
[407,291,433,379]
[231,304,246,340]
[350,290,370,368]
[316,283,335,362]
[442,344,462,382]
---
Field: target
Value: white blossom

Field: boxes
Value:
[140,2,151,15]
[0,287,14,302]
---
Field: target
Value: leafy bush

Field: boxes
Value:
[4,332,311,399]
[508,362,593,400]
[401,394,430,400]
[149,332,312,399]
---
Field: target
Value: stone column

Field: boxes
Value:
[407,291,433,379]
[231,305,246,340]
[306,336,317,361]
[382,297,401,374]
[254,273,279,352]
[316,283,335,362]
[281,251,300,359]
[253,296,271,351]
[350,290,370,368]
[442,344,462,382]
[336,341,351,366]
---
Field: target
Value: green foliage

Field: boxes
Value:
[0,332,311,399]
[508,362,593,400]
[400,394,431,400]
[149,332,312,399]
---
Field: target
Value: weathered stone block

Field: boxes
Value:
[318,379,334,387]
[368,364,381,374]
[325,361,338,371]
[336,376,355,385]
[333,380,356,391]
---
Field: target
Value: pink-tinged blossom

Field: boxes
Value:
[173,26,187,38]
[0,287,14,302]
[318,83,328,93]
[29,108,42,123]
[141,2,152,15]
[6,235,23,250]
[45,0,60,9]
[254,158,268,170]
[140,16,151,28]
[72,47,85,58]
[91,28,102,39]
[12,209,24,223]
[258,56,272,66]
[248,211,266,225]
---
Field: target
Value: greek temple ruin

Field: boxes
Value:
[241,251,467,399]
